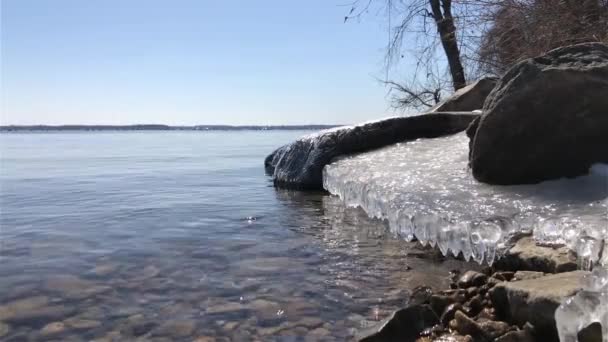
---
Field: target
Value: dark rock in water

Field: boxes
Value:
[441,303,465,326]
[358,304,439,342]
[469,42,608,185]
[266,112,478,190]
[457,270,488,289]
[490,271,589,341]
[495,323,535,342]
[430,77,498,112]
[578,322,603,342]
[494,236,577,273]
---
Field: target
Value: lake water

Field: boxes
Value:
[0,132,476,341]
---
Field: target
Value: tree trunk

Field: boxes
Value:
[429,0,466,90]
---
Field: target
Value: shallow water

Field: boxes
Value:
[0,132,476,341]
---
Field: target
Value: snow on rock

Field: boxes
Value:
[323,132,608,266]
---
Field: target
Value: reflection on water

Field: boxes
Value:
[0,132,476,341]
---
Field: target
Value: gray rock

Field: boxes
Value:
[266,113,478,190]
[358,304,439,342]
[430,77,497,112]
[457,271,488,288]
[495,236,577,273]
[490,271,589,340]
[469,42,608,185]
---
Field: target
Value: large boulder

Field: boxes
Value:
[469,43,608,185]
[430,77,498,112]
[265,112,478,190]
[490,271,589,341]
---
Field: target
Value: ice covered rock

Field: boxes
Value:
[555,266,608,342]
[323,132,608,266]
[265,113,477,189]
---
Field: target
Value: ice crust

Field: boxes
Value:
[555,265,608,342]
[323,132,608,266]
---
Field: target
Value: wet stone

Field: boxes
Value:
[0,322,10,337]
[457,271,487,289]
[440,303,464,326]
[64,317,102,330]
[494,323,535,342]
[0,296,73,324]
[155,320,197,338]
[430,295,456,318]
[478,320,512,339]
[44,275,111,299]
[410,286,434,305]
[512,271,545,281]
[40,322,66,337]
[434,334,474,342]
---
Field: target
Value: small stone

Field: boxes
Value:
[450,311,484,339]
[0,322,10,337]
[487,277,504,287]
[475,307,496,321]
[478,320,512,339]
[433,334,474,342]
[465,287,478,299]
[457,271,487,288]
[495,272,515,281]
[91,264,117,277]
[464,294,483,317]
[0,296,73,323]
[193,337,216,342]
[308,327,330,337]
[222,321,239,331]
[139,265,160,279]
[44,275,111,299]
[441,303,464,326]
[430,295,456,317]
[40,322,66,336]
[206,302,247,314]
[513,271,545,281]
[495,325,535,342]
[64,317,102,329]
[156,320,196,338]
[296,317,323,329]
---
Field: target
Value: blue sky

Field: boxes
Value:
[1,0,399,125]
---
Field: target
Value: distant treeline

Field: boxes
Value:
[0,124,340,132]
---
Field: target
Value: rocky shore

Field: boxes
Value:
[266,42,608,341]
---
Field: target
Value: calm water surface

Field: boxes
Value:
[0,132,474,341]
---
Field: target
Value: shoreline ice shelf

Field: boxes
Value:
[323,132,608,267]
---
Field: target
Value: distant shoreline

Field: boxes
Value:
[0,124,341,132]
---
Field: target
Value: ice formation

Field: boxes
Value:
[323,132,608,266]
[555,265,608,342]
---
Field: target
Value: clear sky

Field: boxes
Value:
[1,0,398,125]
